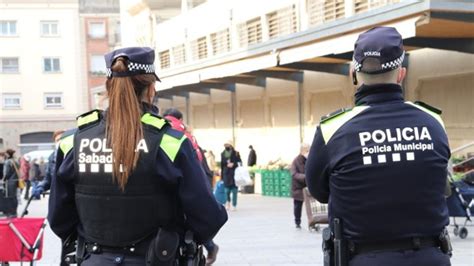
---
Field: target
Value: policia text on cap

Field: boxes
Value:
[47,47,228,266]
[305,27,452,266]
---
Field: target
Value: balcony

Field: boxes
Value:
[156,0,403,73]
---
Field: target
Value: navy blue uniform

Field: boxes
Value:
[34,129,76,197]
[48,104,227,264]
[306,84,451,265]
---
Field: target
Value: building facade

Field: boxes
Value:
[0,0,85,154]
[79,0,121,109]
[128,0,474,165]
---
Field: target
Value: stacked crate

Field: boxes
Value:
[261,170,291,198]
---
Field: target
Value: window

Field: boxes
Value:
[90,55,106,75]
[88,22,106,38]
[1,57,19,73]
[2,93,21,109]
[0,21,17,36]
[40,21,59,36]
[44,93,63,108]
[43,57,61,72]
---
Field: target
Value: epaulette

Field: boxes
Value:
[141,112,169,131]
[320,108,351,123]
[414,101,442,115]
[76,109,101,129]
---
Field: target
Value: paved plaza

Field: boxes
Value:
[5,194,474,265]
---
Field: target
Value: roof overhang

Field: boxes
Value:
[156,0,474,97]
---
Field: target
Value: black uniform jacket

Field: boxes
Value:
[306,83,450,242]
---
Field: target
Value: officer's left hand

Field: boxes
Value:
[32,186,44,199]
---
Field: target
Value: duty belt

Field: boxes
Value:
[348,236,440,255]
[85,241,149,256]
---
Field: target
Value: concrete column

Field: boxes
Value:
[344,0,355,18]
[185,96,190,125]
[297,82,304,144]
[231,90,237,145]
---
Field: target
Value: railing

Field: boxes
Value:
[156,0,404,71]
[354,0,401,14]
[267,5,298,39]
[237,17,263,48]
[308,0,345,26]
[211,28,231,55]
[191,37,208,61]
[159,50,170,69]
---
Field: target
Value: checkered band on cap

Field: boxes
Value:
[381,51,405,71]
[353,60,362,72]
[127,61,156,74]
[106,61,156,78]
[353,51,404,73]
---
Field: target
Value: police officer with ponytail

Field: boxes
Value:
[306,27,452,266]
[48,47,228,265]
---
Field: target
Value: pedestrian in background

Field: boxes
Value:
[32,130,67,199]
[247,145,257,167]
[290,143,310,229]
[205,150,217,175]
[19,155,30,199]
[0,152,4,180]
[2,149,20,217]
[221,140,241,211]
[30,159,41,200]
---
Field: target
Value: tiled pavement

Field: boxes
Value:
[5,194,474,265]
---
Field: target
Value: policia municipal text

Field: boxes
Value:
[48,47,228,265]
[306,27,452,266]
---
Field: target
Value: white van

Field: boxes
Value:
[23,150,54,163]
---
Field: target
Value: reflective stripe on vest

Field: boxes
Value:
[77,111,99,128]
[160,134,187,162]
[320,106,369,144]
[141,113,166,130]
[59,134,74,157]
[405,102,445,130]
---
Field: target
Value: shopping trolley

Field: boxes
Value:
[303,188,329,231]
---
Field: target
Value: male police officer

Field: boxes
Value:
[305,27,451,266]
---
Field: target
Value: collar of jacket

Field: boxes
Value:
[354,83,404,106]
[141,102,159,115]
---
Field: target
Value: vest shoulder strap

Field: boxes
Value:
[77,110,101,129]
[413,101,442,114]
[141,113,168,130]
[320,106,370,144]
[406,101,445,129]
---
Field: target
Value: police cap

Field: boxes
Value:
[105,47,160,80]
[353,27,405,74]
